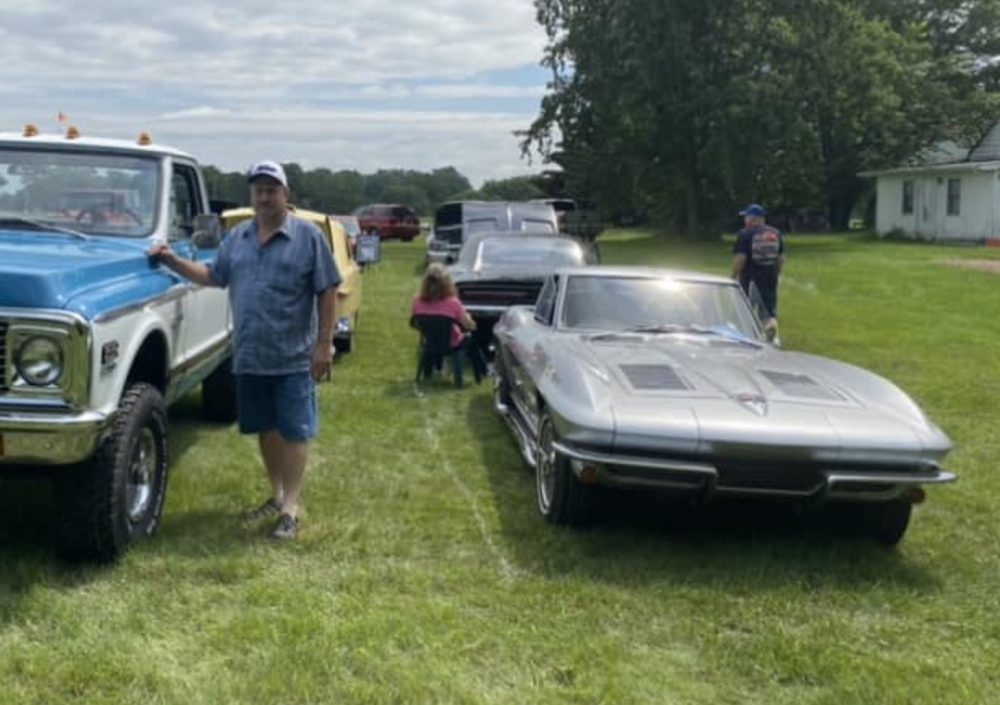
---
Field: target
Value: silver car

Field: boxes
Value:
[492,267,956,544]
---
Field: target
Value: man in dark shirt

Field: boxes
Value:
[730,203,784,340]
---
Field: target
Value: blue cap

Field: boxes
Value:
[739,203,766,217]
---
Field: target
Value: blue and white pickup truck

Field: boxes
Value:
[0,127,234,562]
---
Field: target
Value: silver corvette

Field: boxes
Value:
[492,266,956,544]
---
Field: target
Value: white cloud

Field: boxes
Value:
[0,0,551,184]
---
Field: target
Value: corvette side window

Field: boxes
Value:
[534,276,558,326]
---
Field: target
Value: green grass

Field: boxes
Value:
[2,231,998,704]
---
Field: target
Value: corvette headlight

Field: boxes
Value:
[16,336,64,386]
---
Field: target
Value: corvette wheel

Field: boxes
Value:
[859,499,913,546]
[535,412,598,526]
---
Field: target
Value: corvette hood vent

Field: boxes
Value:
[759,370,843,401]
[619,364,691,391]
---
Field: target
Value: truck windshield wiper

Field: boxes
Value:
[0,215,89,240]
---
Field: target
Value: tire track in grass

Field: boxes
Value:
[418,396,519,581]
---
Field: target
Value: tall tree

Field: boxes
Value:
[524,0,999,233]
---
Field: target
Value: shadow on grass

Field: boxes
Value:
[466,393,940,593]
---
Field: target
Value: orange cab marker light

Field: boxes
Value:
[66,125,81,139]
[23,124,39,137]
[137,131,152,146]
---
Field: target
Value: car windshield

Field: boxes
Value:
[0,148,159,237]
[561,275,760,340]
[476,238,584,268]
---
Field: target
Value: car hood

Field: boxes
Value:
[552,333,949,460]
[0,229,157,310]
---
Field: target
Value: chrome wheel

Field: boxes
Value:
[126,427,157,524]
[536,419,557,516]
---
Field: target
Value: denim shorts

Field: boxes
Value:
[236,372,318,441]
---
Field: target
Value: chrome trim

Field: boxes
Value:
[547,440,957,503]
[552,441,718,477]
[0,408,109,465]
[93,283,189,324]
[824,469,957,486]
[493,382,537,468]
[0,308,92,409]
[465,305,510,315]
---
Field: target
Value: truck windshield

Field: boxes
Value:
[0,148,159,237]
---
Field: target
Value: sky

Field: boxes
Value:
[0,0,553,185]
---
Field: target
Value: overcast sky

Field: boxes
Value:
[0,0,552,185]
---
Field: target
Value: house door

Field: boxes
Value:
[916,178,941,239]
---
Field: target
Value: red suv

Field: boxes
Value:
[354,204,421,241]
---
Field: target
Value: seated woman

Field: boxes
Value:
[412,264,486,382]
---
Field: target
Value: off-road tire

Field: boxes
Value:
[53,383,169,563]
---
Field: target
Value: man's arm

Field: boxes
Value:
[731,253,747,280]
[310,286,338,381]
[148,243,218,287]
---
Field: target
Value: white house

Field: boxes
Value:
[861,123,1000,242]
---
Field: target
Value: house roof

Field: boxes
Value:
[859,120,1000,177]
[968,121,1000,162]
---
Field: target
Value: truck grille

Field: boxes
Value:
[0,321,7,391]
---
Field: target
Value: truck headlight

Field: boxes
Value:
[16,336,64,386]
[428,239,447,251]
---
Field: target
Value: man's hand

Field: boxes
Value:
[310,341,334,382]
[147,242,174,263]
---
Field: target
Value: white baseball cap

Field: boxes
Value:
[247,160,288,188]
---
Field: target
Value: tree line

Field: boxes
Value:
[521,0,1000,234]
[204,165,552,216]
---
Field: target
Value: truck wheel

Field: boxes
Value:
[53,383,169,563]
[535,412,598,526]
[202,358,238,423]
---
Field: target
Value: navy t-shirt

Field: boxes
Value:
[734,225,783,291]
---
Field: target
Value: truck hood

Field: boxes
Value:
[0,230,159,310]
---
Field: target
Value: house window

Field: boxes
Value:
[902,180,914,215]
[947,178,961,216]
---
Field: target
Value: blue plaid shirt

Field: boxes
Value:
[209,214,341,375]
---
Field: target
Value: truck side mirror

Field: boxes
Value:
[191,214,222,249]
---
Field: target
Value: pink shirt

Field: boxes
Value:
[412,295,468,348]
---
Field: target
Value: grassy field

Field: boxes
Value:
[1,231,998,704]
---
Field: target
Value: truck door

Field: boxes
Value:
[167,161,232,370]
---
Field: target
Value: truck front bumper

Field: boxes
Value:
[0,408,109,466]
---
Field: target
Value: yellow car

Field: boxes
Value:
[221,206,363,354]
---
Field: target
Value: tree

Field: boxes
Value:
[479,176,545,201]
[523,0,999,233]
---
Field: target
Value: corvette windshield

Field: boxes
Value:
[0,148,159,237]
[561,275,760,340]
